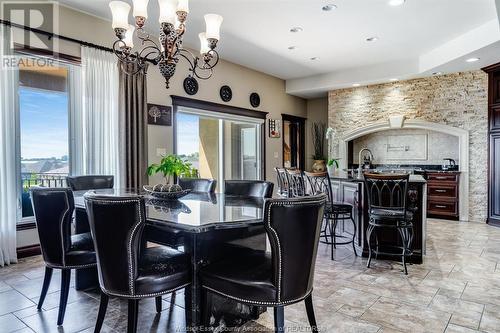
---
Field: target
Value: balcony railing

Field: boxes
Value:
[21,172,68,218]
[22,172,68,191]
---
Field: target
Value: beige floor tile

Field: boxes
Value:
[361,298,451,333]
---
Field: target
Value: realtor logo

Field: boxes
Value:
[1,1,59,54]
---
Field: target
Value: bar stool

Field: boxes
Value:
[274,167,289,197]
[286,169,306,197]
[304,172,358,260]
[363,173,414,275]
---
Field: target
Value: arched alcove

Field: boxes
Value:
[338,117,469,220]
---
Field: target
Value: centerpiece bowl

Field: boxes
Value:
[143,184,191,200]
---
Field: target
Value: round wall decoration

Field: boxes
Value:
[219,85,232,102]
[250,92,260,107]
[183,76,199,95]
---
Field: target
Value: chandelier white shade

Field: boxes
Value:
[204,14,223,40]
[109,1,131,30]
[158,0,176,24]
[177,0,189,13]
[109,0,222,88]
[198,33,210,54]
[132,0,149,19]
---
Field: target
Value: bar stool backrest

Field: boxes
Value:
[304,172,333,203]
[286,169,306,197]
[363,173,410,212]
[275,167,289,196]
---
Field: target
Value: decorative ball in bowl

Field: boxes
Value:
[143,184,191,200]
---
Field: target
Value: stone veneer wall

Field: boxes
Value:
[328,71,488,222]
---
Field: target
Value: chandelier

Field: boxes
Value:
[109,0,223,88]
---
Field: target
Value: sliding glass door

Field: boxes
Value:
[176,107,263,191]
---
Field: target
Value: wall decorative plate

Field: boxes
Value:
[250,92,260,107]
[220,85,232,102]
[183,76,199,95]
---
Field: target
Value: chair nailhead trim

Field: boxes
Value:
[203,286,313,306]
[101,283,190,299]
[48,263,97,269]
[86,198,143,296]
[266,196,325,303]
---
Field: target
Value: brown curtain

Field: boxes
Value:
[119,63,148,190]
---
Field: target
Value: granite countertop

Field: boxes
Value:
[331,172,427,183]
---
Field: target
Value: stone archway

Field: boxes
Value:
[338,116,469,220]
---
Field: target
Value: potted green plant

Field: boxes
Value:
[147,154,195,184]
[311,122,327,172]
[327,158,339,177]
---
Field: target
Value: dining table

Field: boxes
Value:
[72,189,268,331]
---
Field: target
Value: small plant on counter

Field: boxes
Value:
[327,158,339,168]
[147,154,196,184]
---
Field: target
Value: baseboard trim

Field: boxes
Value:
[17,244,41,258]
[487,217,500,227]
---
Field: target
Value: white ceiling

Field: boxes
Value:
[58,0,500,98]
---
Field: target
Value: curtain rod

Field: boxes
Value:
[0,19,115,53]
[1,19,156,65]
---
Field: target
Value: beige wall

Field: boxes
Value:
[305,97,328,171]
[328,71,488,222]
[55,5,307,185]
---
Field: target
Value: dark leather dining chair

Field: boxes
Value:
[84,194,191,333]
[178,177,217,193]
[66,175,114,191]
[30,187,96,326]
[199,194,327,333]
[224,180,274,198]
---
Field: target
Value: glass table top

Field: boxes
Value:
[73,189,265,232]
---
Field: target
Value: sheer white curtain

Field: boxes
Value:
[75,47,121,187]
[0,25,19,266]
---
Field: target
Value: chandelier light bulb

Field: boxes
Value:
[199,32,210,54]
[177,0,189,13]
[158,0,177,24]
[132,0,149,19]
[123,25,135,48]
[204,14,223,40]
[109,1,131,30]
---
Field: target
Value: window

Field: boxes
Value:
[176,106,264,191]
[17,56,70,220]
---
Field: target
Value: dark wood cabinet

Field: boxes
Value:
[426,171,460,220]
[484,63,500,226]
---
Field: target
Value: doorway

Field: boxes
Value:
[282,114,306,170]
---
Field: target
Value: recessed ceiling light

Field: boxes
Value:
[322,4,337,11]
[366,36,379,42]
[310,57,320,61]
[290,27,303,33]
[390,78,399,82]
[466,57,480,63]
[352,83,361,87]
[288,46,297,50]
[432,72,442,76]
[388,0,406,6]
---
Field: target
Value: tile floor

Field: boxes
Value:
[1,219,500,332]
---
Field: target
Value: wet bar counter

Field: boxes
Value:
[330,173,427,263]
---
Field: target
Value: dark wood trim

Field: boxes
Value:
[280,113,307,122]
[171,96,268,119]
[16,222,36,231]
[14,43,81,64]
[482,63,500,73]
[281,113,306,171]
[17,244,41,258]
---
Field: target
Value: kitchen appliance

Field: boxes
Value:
[442,158,458,171]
